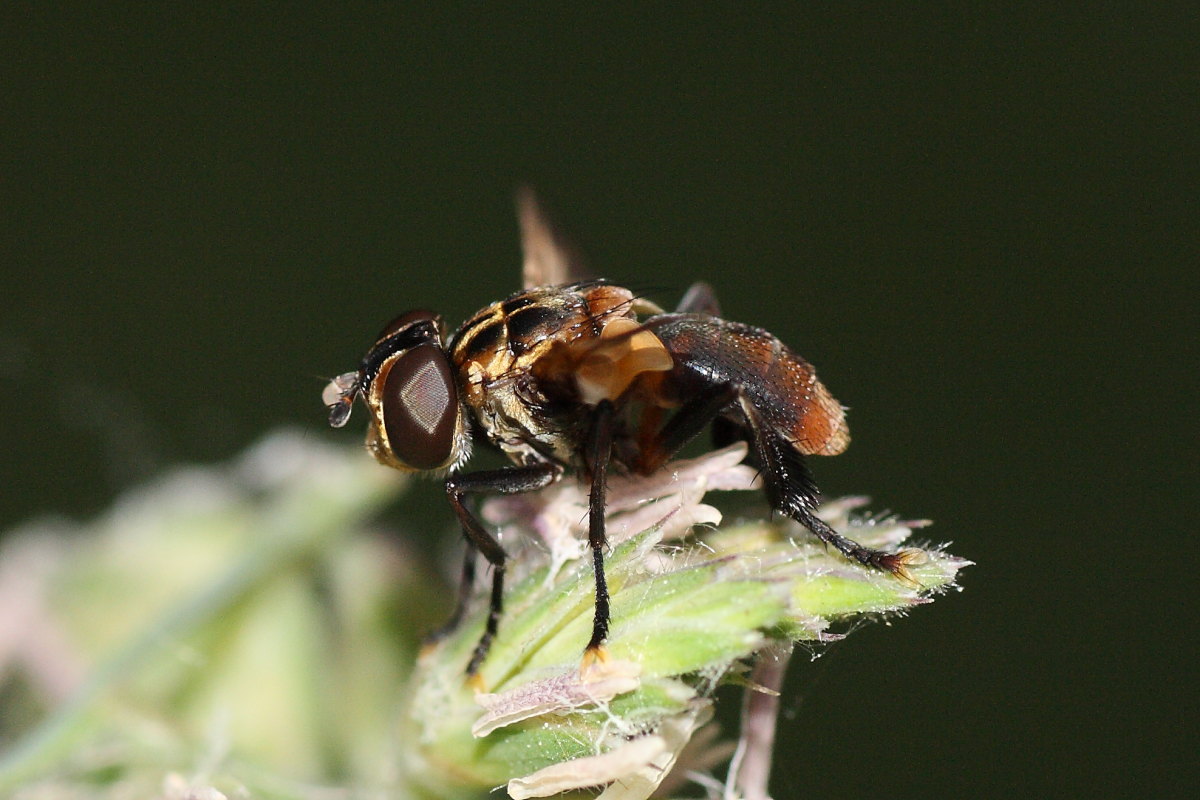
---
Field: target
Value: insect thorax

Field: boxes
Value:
[449,282,643,465]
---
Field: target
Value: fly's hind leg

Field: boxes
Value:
[738,398,924,584]
[635,384,921,583]
[785,490,925,584]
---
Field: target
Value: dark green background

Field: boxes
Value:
[2,5,1193,798]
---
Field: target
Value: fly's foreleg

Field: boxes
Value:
[445,463,560,680]
[424,544,478,646]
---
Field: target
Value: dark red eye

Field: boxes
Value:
[376,309,441,343]
[378,343,460,470]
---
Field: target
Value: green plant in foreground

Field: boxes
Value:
[0,433,968,799]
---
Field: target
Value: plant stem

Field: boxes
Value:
[726,643,794,800]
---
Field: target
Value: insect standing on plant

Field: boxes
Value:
[323,190,921,682]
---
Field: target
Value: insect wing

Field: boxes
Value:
[517,186,591,289]
[675,281,722,316]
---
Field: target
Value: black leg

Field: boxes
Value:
[584,400,616,659]
[712,413,751,453]
[738,396,920,582]
[634,384,738,475]
[424,544,478,645]
[444,463,561,677]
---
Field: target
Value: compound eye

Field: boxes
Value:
[376,309,441,343]
[379,344,460,470]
